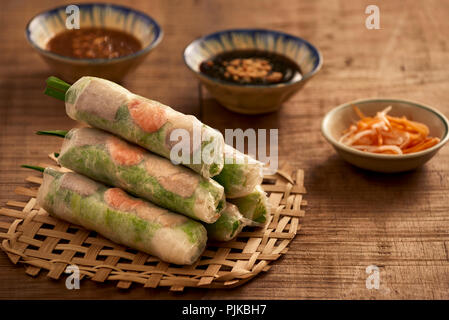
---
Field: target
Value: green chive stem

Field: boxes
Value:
[36,130,68,138]
[21,165,45,172]
[44,76,71,101]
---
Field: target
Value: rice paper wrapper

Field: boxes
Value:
[37,168,207,265]
[58,127,225,224]
[229,185,270,224]
[204,202,250,242]
[65,76,224,179]
[213,145,263,198]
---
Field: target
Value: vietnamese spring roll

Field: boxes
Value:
[213,144,264,198]
[204,203,249,242]
[41,128,225,224]
[36,167,207,265]
[229,185,270,224]
[56,76,224,178]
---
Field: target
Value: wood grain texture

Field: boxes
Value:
[1,0,449,299]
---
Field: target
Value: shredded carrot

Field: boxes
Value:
[354,106,366,120]
[339,106,440,155]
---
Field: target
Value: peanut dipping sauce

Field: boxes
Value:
[199,49,302,85]
[46,27,142,59]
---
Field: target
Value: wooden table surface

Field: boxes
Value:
[1,0,449,300]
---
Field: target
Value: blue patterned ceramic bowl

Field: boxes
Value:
[26,3,163,82]
[184,29,322,114]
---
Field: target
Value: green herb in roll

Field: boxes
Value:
[204,203,249,242]
[38,128,225,224]
[214,145,264,198]
[45,76,225,179]
[229,185,270,224]
[34,167,207,265]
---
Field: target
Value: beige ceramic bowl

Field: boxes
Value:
[183,29,322,114]
[321,99,449,173]
[26,3,163,83]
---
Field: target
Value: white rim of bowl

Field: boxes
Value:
[321,98,449,159]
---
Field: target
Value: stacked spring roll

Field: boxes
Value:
[229,185,270,224]
[205,203,249,242]
[50,127,225,224]
[51,128,269,239]
[64,76,224,179]
[213,144,270,225]
[214,145,264,198]
[203,146,271,241]
[38,75,271,263]
[37,168,207,265]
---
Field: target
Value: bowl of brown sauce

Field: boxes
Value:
[26,3,162,83]
[184,29,322,114]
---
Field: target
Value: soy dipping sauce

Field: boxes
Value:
[199,49,302,85]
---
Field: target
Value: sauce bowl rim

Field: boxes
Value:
[183,28,323,89]
[25,2,163,64]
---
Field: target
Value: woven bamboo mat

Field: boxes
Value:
[0,163,306,291]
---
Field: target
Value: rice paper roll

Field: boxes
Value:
[58,127,225,224]
[204,203,249,242]
[229,185,270,224]
[213,145,264,198]
[37,168,207,265]
[65,76,224,179]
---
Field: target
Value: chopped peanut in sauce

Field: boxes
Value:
[200,49,302,85]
